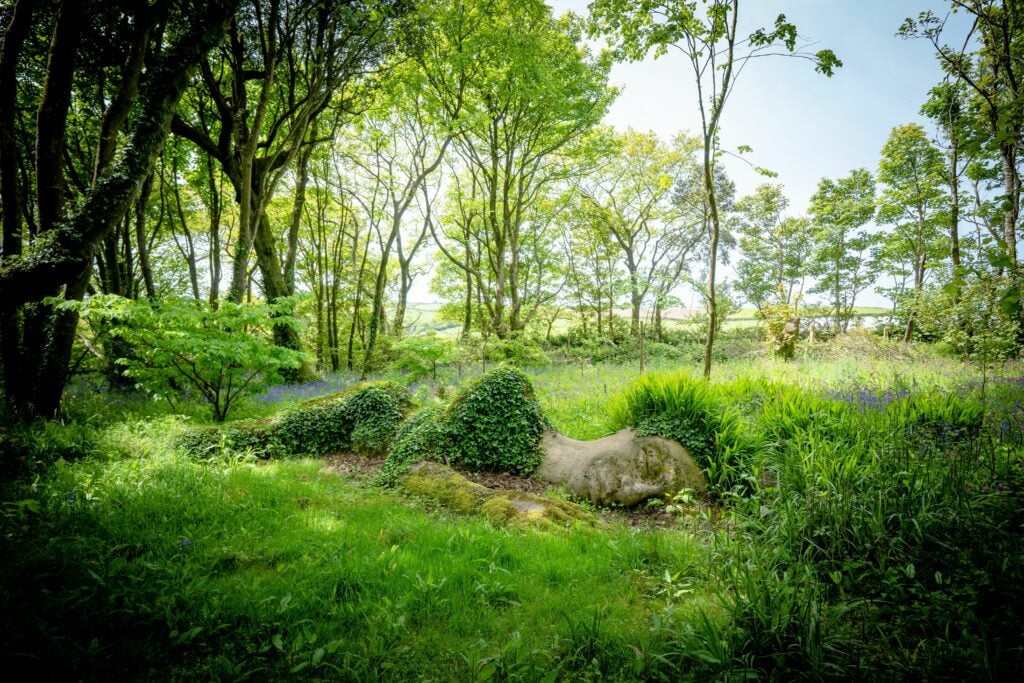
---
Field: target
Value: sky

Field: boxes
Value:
[541,0,973,308]
[551,0,969,215]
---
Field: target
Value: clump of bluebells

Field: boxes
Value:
[821,385,910,411]
[253,372,362,405]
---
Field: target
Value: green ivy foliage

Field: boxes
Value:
[175,382,413,459]
[376,405,448,486]
[376,367,549,484]
[442,367,548,474]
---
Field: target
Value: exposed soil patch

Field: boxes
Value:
[461,470,549,495]
[323,452,386,482]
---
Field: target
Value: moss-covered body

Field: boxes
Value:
[399,461,598,530]
[378,367,548,483]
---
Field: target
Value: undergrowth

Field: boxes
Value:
[2,352,1022,680]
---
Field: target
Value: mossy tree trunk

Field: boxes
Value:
[0,0,242,421]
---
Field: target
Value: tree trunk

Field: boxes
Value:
[462,267,473,340]
[361,220,400,378]
[285,124,315,296]
[204,157,222,305]
[0,0,242,420]
[135,174,157,298]
[393,260,410,340]
[999,144,1024,340]
[702,143,721,379]
[0,0,35,417]
[949,135,961,274]
[628,260,641,337]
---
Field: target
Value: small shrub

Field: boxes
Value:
[758,299,800,360]
[73,295,306,422]
[443,367,548,474]
[390,334,454,382]
[174,420,283,460]
[482,336,550,367]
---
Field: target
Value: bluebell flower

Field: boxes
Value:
[180,538,192,548]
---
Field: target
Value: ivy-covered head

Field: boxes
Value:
[444,367,548,475]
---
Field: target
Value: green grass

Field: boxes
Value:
[3,336,1023,680]
[1,422,715,681]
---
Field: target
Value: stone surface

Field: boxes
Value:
[535,429,706,507]
[399,461,598,529]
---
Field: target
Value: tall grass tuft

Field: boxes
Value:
[609,371,762,493]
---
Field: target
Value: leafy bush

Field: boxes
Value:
[74,296,305,421]
[376,405,449,485]
[175,381,413,459]
[481,336,550,367]
[443,367,548,474]
[609,371,761,493]
[174,419,283,460]
[758,299,800,360]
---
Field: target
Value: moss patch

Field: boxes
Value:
[399,461,597,530]
[399,461,491,514]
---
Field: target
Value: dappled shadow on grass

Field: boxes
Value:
[0,454,715,681]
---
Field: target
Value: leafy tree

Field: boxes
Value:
[74,296,304,422]
[0,0,243,421]
[338,64,452,377]
[295,144,373,372]
[808,169,879,334]
[573,128,699,337]
[560,188,622,336]
[423,0,612,339]
[920,80,975,280]
[900,1,1024,327]
[589,0,840,377]
[876,123,950,341]
[733,184,814,311]
[171,0,405,356]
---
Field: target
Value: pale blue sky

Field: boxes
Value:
[548,0,971,307]
[552,0,968,213]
